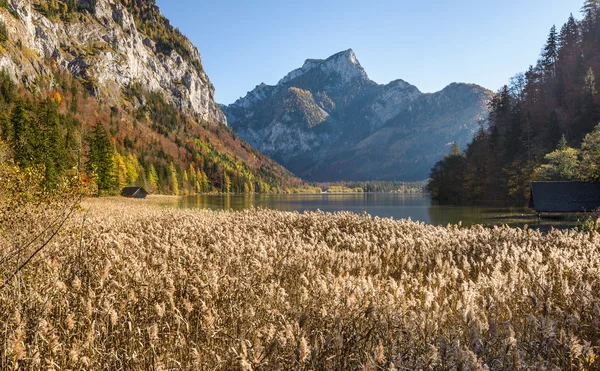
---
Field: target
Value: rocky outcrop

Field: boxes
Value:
[0,0,225,123]
[224,49,492,181]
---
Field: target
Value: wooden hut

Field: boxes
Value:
[120,186,149,199]
[530,182,600,213]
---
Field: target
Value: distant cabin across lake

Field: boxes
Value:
[530,182,600,213]
[121,187,149,199]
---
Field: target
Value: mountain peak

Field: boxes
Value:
[329,48,357,63]
[278,49,368,85]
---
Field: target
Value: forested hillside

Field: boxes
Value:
[429,1,600,204]
[0,0,305,195]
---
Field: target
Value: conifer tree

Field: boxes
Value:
[86,123,115,195]
[114,151,127,190]
[583,0,600,24]
[125,153,139,185]
[38,99,67,185]
[147,164,159,191]
[0,113,8,141]
[0,69,15,105]
[169,162,179,195]
[10,99,34,168]
[542,25,559,75]
[223,173,231,194]
[584,67,597,96]
[197,168,208,193]
[559,14,579,51]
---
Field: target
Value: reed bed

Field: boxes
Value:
[1,199,599,370]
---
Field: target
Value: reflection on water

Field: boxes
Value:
[153,193,583,229]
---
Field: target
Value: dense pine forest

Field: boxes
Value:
[0,0,306,196]
[428,0,600,205]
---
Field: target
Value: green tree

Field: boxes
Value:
[579,123,600,181]
[463,128,490,201]
[10,99,34,168]
[0,20,7,44]
[182,169,190,195]
[197,168,208,193]
[0,113,8,141]
[169,161,179,195]
[223,172,231,194]
[125,153,139,185]
[0,69,15,105]
[147,164,159,192]
[86,123,115,195]
[542,25,558,75]
[558,14,579,51]
[427,142,465,204]
[49,0,59,16]
[534,135,579,181]
[37,99,67,185]
[114,151,127,190]
[583,0,600,26]
[584,67,597,96]
[187,163,197,190]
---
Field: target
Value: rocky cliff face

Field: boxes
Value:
[223,49,492,181]
[0,0,225,123]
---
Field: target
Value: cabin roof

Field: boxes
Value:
[531,181,600,212]
[121,186,149,197]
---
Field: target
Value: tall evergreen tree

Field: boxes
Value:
[582,0,600,25]
[37,99,67,185]
[0,113,9,141]
[427,143,465,204]
[147,164,159,192]
[223,172,231,194]
[86,123,115,195]
[542,25,559,76]
[584,67,597,96]
[0,69,15,106]
[169,161,179,196]
[558,14,579,51]
[10,99,34,168]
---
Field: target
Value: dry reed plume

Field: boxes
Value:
[1,198,599,370]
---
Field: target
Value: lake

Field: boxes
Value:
[152,193,587,230]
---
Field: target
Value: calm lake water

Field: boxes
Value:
[153,193,585,230]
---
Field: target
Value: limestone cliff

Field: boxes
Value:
[0,0,225,123]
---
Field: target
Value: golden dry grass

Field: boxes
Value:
[1,198,600,370]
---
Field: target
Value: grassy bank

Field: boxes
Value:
[1,199,599,369]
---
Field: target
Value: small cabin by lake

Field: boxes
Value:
[530,182,600,213]
[120,186,149,199]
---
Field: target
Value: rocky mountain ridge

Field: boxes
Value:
[223,49,492,181]
[0,0,225,123]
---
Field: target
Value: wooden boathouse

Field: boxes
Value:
[120,187,149,199]
[530,182,600,213]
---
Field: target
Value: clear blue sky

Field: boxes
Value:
[156,0,583,105]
